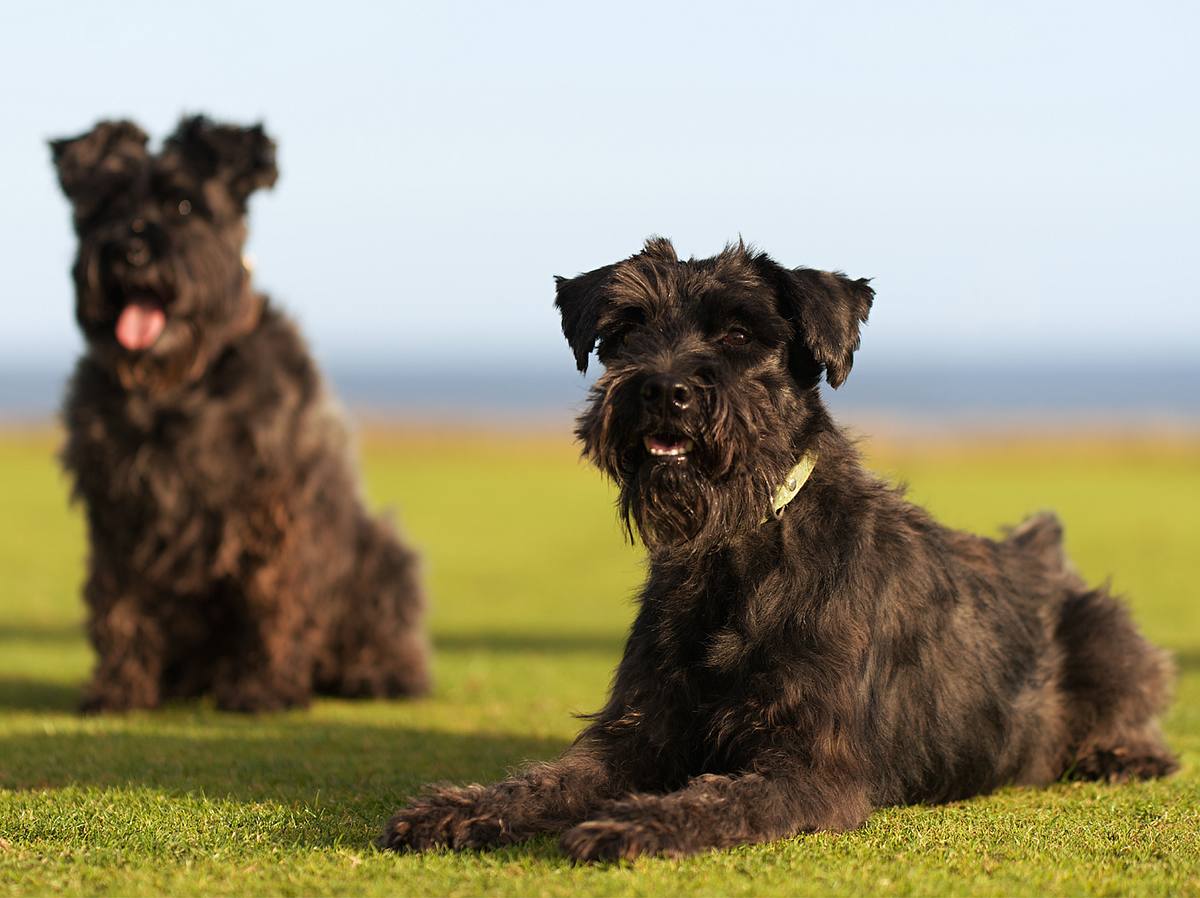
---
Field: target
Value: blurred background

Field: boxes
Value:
[1,0,1197,427]
[1,5,1198,892]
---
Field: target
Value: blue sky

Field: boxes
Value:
[1,1,1196,369]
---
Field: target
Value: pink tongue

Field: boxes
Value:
[115,300,166,351]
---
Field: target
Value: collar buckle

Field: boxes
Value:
[760,450,818,525]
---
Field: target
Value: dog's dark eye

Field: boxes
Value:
[598,310,647,358]
[721,327,750,347]
[598,328,630,358]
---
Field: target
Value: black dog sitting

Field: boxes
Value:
[381,237,1175,860]
[52,116,430,712]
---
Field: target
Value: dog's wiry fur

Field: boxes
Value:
[53,116,429,712]
[381,237,1176,861]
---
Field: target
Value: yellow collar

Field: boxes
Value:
[761,450,818,524]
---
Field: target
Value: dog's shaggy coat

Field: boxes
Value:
[381,238,1175,861]
[52,116,429,712]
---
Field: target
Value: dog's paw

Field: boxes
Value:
[212,680,310,714]
[379,785,513,852]
[78,684,158,715]
[560,818,679,863]
[79,693,129,715]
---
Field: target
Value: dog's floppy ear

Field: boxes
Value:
[555,237,679,373]
[50,120,149,226]
[168,115,278,207]
[755,255,874,388]
[554,264,618,373]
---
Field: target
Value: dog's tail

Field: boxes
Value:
[1004,511,1086,589]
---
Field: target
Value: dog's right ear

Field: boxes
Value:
[554,263,619,373]
[49,120,149,225]
[555,237,678,373]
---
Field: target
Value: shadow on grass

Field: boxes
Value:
[0,717,568,849]
[436,631,625,655]
[0,622,83,645]
[1172,649,1200,675]
[0,677,79,711]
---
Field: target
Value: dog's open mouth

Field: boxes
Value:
[115,296,166,351]
[643,433,695,458]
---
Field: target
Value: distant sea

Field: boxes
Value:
[2,357,1198,431]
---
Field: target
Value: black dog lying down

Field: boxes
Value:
[382,237,1175,861]
[52,117,430,712]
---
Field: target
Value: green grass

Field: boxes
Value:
[1,427,1197,896]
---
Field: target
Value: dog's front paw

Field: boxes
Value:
[380,785,514,852]
[212,678,310,713]
[561,817,679,863]
[79,693,133,715]
[78,680,159,715]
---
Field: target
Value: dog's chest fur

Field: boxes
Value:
[614,538,832,781]
[62,306,351,590]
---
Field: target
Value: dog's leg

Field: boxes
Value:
[80,575,166,713]
[561,768,871,862]
[322,517,430,699]
[325,623,430,699]
[1056,587,1179,781]
[211,628,314,712]
[211,581,316,712]
[380,743,632,852]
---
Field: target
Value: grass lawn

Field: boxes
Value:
[0,425,1197,896]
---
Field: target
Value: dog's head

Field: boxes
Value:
[51,115,277,391]
[555,237,873,550]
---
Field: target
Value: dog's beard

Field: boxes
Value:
[624,460,760,551]
[581,372,801,553]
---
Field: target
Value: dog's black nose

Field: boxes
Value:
[641,375,693,412]
[126,238,151,267]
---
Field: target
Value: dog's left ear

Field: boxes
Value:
[554,263,619,373]
[168,115,278,208]
[755,256,874,388]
